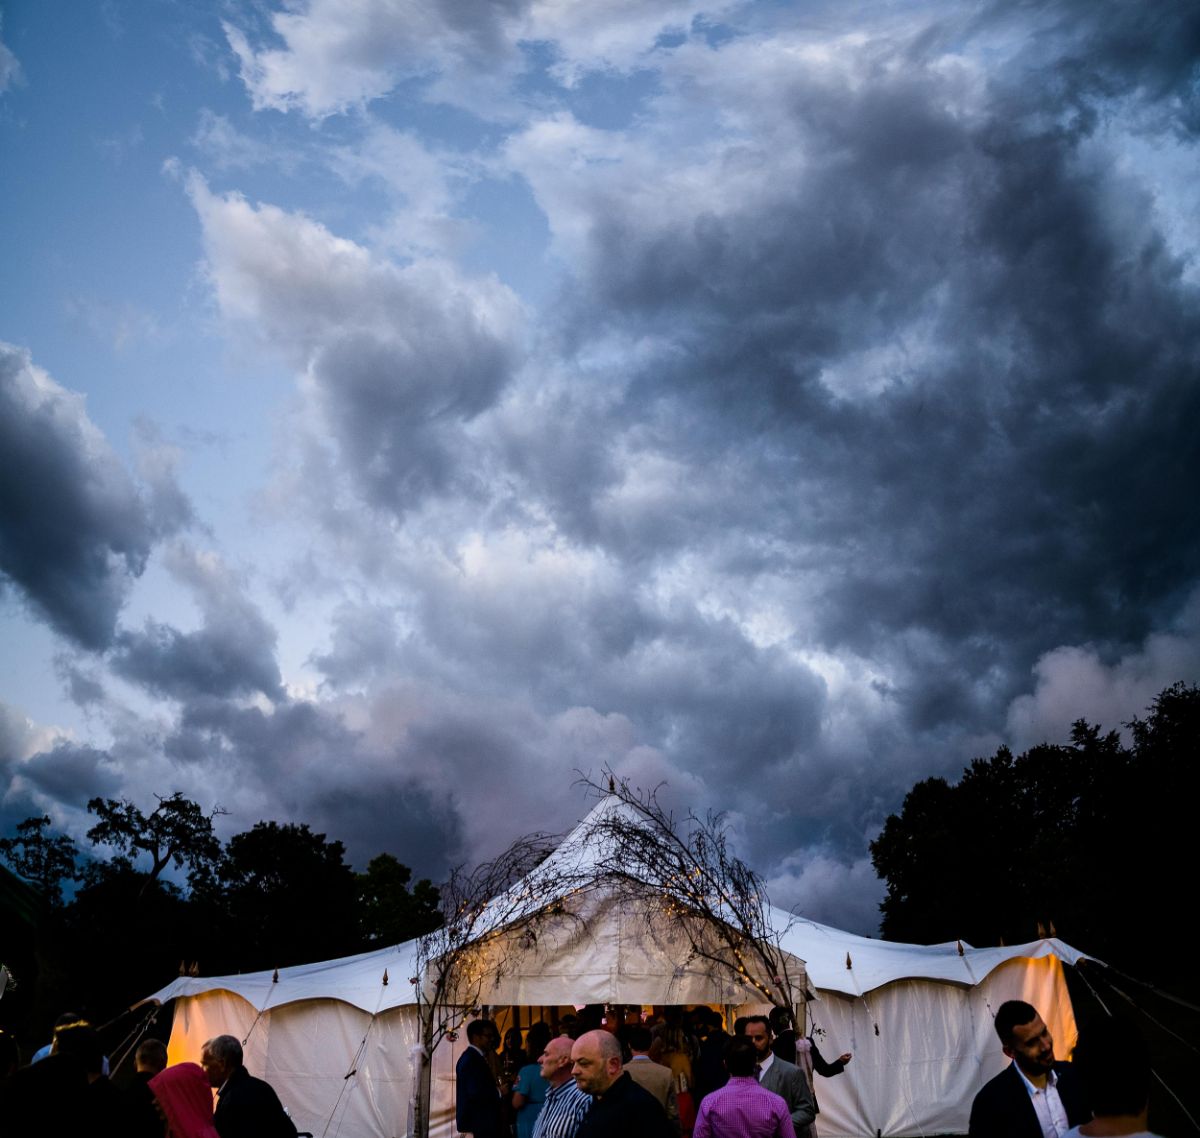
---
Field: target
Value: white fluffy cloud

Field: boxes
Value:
[1006,592,1200,751]
[222,0,744,119]
[187,173,525,512]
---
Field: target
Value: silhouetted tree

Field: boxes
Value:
[0,815,79,905]
[86,792,224,898]
[870,682,1197,991]
[217,820,360,970]
[357,853,441,946]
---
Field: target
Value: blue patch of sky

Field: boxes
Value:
[562,66,663,131]
[515,38,662,131]
[0,2,297,547]
[458,175,554,303]
[373,75,509,151]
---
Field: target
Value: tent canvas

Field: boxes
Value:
[144,800,1095,1137]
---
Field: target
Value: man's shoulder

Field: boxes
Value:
[614,1072,661,1102]
[969,1063,1027,1135]
[974,1062,1022,1102]
[625,1061,671,1084]
[763,1056,803,1085]
[223,1066,282,1104]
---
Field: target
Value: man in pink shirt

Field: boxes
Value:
[694,1038,796,1138]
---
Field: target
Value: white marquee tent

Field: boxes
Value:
[143,799,1095,1137]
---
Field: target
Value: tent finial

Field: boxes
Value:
[845,952,852,970]
[608,774,615,793]
[382,969,389,985]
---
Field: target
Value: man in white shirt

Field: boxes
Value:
[968,1000,1089,1138]
[745,1016,816,1133]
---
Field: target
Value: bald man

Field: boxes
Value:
[533,1037,592,1138]
[572,1030,674,1138]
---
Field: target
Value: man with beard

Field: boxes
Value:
[744,1017,816,1133]
[968,1001,1089,1138]
[457,1019,504,1138]
[571,1029,673,1138]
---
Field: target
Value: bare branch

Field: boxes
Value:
[574,770,801,1010]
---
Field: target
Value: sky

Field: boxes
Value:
[1,0,1198,937]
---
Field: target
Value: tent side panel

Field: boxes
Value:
[809,954,1077,1137]
[168,991,420,1138]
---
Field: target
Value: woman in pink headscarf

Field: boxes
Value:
[150,1061,221,1138]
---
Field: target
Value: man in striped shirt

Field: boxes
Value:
[693,1038,796,1138]
[532,1037,591,1138]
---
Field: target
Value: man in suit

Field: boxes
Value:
[202,1034,298,1138]
[745,1016,816,1133]
[968,1001,1089,1138]
[457,1019,504,1138]
[622,1025,679,1131]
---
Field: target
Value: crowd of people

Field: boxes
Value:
[0,1018,297,1138]
[1,998,1158,1138]
[456,1005,849,1138]
[458,999,1161,1138]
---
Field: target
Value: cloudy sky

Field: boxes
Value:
[2,1,1197,936]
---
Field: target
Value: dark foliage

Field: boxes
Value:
[0,798,444,1048]
[0,816,79,906]
[870,681,1197,995]
[357,853,441,947]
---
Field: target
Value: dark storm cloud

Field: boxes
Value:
[311,780,463,880]
[310,602,407,687]
[20,741,121,803]
[109,544,284,702]
[312,322,516,512]
[163,695,461,874]
[0,343,155,649]
[988,0,1200,134]
[111,617,283,702]
[517,17,1200,750]
[54,656,107,707]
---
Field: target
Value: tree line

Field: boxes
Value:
[0,797,441,1040]
[3,679,1195,1048]
[870,680,1197,998]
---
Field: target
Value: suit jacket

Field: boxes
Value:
[968,1062,1088,1138]
[757,1056,816,1130]
[457,1045,503,1138]
[623,1058,679,1127]
[214,1065,298,1138]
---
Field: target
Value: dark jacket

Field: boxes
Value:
[968,1061,1089,1138]
[456,1045,504,1138]
[214,1064,298,1138]
[124,1070,167,1138]
[575,1072,675,1138]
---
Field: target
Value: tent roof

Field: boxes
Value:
[141,795,1099,1015]
[775,913,1096,997]
[145,939,422,1016]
